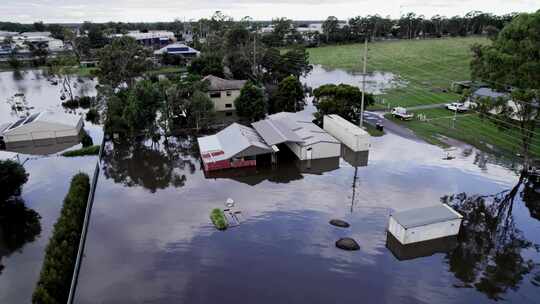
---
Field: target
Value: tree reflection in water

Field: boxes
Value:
[442,176,539,300]
[101,136,198,192]
[0,198,41,275]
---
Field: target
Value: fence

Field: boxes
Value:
[66,137,105,304]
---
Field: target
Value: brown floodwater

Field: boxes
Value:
[0,70,101,303]
[73,131,540,303]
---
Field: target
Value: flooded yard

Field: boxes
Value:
[0,70,101,303]
[74,132,540,303]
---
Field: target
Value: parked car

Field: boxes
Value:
[445,102,468,112]
[391,107,414,120]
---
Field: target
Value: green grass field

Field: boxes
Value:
[308,37,490,109]
[308,37,540,158]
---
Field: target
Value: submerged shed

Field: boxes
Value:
[323,114,370,152]
[1,111,83,143]
[388,204,463,245]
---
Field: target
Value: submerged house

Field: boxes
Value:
[1,111,83,148]
[203,75,246,117]
[252,112,341,161]
[197,123,274,172]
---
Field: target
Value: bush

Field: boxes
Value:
[0,160,28,201]
[32,173,90,304]
[80,131,93,148]
[210,208,228,230]
[62,145,100,157]
[85,108,100,124]
[61,96,93,109]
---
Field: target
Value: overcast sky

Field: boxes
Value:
[2,0,538,23]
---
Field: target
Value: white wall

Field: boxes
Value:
[323,115,370,152]
[209,90,240,112]
[389,218,462,245]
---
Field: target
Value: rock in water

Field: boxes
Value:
[330,219,350,228]
[336,238,360,251]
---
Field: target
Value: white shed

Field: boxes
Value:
[388,204,463,245]
[323,114,370,152]
[1,111,83,143]
[252,112,341,161]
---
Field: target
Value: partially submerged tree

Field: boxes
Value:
[313,83,374,125]
[188,53,224,77]
[48,54,79,102]
[270,75,305,113]
[471,11,540,161]
[234,82,266,122]
[96,36,153,89]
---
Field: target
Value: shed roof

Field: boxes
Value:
[391,204,462,229]
[325,114,369,136]
[473,88,509,100]
[197,123,273,162]
[202,75,246,91]
[253,112,339,147]
[154,43,200,55]
[2,111,82,135]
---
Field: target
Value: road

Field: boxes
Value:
[363,111,423,142]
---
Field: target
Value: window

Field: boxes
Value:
[225,112,233,117]
[210,92,221,98]
[225,103,232,108]
[226,91,232,96]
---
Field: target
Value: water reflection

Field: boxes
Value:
[101,138,198,192]
[0,198,41,275]
[386,234,458,261]
[442,183,538,301]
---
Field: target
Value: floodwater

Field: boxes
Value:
[0,70,101,303]
[74,131,540,303]
[302,64,405,94]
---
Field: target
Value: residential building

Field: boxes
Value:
[197,123,274,171]
[203,75,247,116]
[153,42,199,58]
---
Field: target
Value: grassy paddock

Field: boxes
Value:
[308,37,490,109]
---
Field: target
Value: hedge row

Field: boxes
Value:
[61,145,100,157]
[32,173,90,304]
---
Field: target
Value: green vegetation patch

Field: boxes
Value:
[33,173,91,304]
[308,37,490,109]
[363,122,385,137]
[210,208,228,231]
[62,145,100,157]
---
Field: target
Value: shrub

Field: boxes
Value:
[62,145,100,157]
[0,160,28,201]
[32,173,90,304]
[61,96,93,109]
[210,208,228,230]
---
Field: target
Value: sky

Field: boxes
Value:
[1,0,538,23]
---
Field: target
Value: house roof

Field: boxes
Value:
[253,112,339,147]
[202,75,246,91]
[197,123,273,163]
[2,111,82,135]
[473,88,509,100]
[154,43,199,56]
[391,204,462,229]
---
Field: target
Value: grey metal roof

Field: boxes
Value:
[203,75,247,91]
[473,88,508,100]
[252,119,304,146]
[391,204,462,229]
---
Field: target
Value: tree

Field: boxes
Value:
[0,160,29,202]
[96,36,153,89]
[313,84,374,125]
[47,24,66,40]
[471,11,540,161]
[270,75,305,113]
[189,91,215,129]
[48,54,79,102]
[234,82,266,121]
[33,21,46,32]
[322,16,340,43]
[188,53,224,77]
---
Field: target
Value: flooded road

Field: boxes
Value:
[0,70,101,303]
[74,132,539,303]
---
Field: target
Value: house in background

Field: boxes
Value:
[153,42,200,58]
[203,75,246,119]
[470,87,537,121]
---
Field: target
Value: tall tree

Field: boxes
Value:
[270,75,305,113]
[471,11,540,161]
[313,84,374,125]
[96,36,153,89]
[234,82,266,121]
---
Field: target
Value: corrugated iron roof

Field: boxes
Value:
[202,75,246,91]
[391,204,462,229]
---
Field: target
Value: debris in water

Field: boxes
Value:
[329,219,350,228]
[210,208,228,230]
[335,238,360,251]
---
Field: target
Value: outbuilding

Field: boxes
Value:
[252,112,341,161]
[388,204,463,245]
[323,114,369,152]
[1,111,83,144]
[197,123,274,172]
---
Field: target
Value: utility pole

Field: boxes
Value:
[359,37,368,128]
[253,24,257,77]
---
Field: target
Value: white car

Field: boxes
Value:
[391,107,414,120]
[445,102,468,112]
